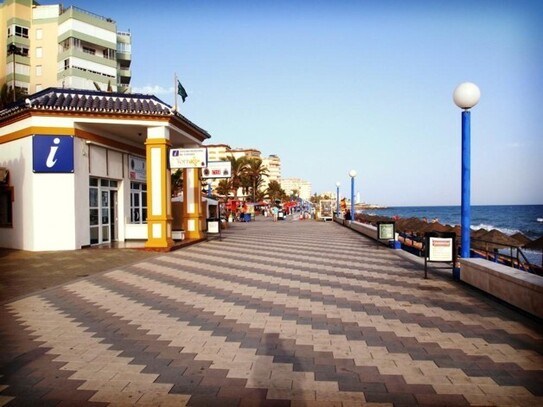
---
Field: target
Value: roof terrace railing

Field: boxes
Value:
[61,6,116,24]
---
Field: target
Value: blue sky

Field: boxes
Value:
[70,0,542,206]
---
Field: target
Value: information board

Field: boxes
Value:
[428,237,454,262]
[169,148,207,169]
[377,222,395,240]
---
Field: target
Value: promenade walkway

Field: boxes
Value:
[1,218,542,406]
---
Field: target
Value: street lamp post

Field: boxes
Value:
[335,182,340,218]
[453,82,481,260]
[349,170,357,223]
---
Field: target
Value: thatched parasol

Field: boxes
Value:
[524,236,543,251]
[424,222,450,233]
[473,229,521,251]
[511,232,532,247]
[471,228,489,238]
[396,217,425,233]
[523,236,543,267]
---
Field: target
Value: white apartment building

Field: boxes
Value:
[1,0,131,97]
[281,178,312,201]
[262,154,281,190]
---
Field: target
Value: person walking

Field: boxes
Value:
[272,206,279,222]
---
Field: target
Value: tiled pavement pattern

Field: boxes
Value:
[1,219,543,406]
[0,247,159,303]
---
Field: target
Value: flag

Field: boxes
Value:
[177,80,188,103]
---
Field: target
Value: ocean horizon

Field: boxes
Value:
[362,204,543,240]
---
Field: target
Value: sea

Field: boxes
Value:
[362,204,543,263]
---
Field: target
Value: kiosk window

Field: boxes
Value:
[130,182,147,224]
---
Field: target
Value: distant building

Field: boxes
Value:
[205,144,281,198]
[281,178,312,201]
[262,154,281,191]
[0,0,132,96]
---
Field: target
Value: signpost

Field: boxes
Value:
[202,161,232,179]
[377,222,395,241]
[169,148,207,169]
[424,231,456,279]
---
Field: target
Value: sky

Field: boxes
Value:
[69,0,542,206]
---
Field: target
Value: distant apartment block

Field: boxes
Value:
[281,178,312,201]
[205,144,282,197]
[1,0,131,96]
[261,154,281,191]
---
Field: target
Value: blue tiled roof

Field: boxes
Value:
[0,87,211,139]
[23,88,172,115]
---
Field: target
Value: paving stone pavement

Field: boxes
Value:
[1,218,542,406]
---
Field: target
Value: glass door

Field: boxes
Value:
[89,177,118,245]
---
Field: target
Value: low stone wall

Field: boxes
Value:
[460,258,543,319]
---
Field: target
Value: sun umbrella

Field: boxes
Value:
[524,236,543,251]
[471,229,520,256]
[511,232,532,247]
[523,236,543,267]
[424,222,450,233]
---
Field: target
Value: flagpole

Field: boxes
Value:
[174,73,178,112]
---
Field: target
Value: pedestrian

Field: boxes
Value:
[272,206,279,222]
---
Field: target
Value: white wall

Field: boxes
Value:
[0,137,32,250]
[31,173,76,250]
[58,20,116,44]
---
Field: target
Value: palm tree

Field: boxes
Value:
[223,155,248,199]
[245,158,269,202]
[171,169,183,197]
[215,179,231,197]
[266,180,287,204]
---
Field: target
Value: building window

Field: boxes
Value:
[36,84,43,92]
[36,65,42,76]
[82,46,96,55]
[0,187,13,227]
[130,182,147,224]
[36,28,43,40]
[8,25,29,39]
[36,47,43,58]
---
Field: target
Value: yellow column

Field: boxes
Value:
[145,128,174,249]
[182,167,204,240]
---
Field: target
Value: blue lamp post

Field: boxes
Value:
[349,170,357,223]
[335,182,340,218]
[453,82,481,259]
[207,180,212,197]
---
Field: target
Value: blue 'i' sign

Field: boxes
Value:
[32,135,74,173]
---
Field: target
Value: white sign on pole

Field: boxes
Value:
[169,148,207,169]
[202,161,232,179]
[428,237,454,262]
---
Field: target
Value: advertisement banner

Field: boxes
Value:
[202,161,232,179]
[169,148,207,169]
